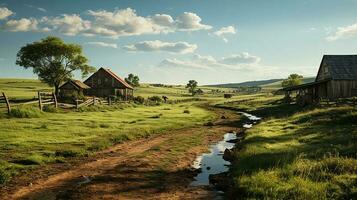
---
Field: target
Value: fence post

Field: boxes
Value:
[93,96,96,106]
[38,91,43,111]
[76,99,79,109]
[52,92,58,108]
[2,92,11,114]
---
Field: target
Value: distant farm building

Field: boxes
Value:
[84,67,133,100]
[283,55,357,104]
[59,80,90,98]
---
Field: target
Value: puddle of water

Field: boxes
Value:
[190,112,261,186]
[190,133,236,186]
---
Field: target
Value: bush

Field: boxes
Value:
[8,107,42,118]
[148,95,162,102]
[0,167,9,185]
[43,105,57,113]
[59,91,85,104]
[134,96,145,104]
[183,109,190,114]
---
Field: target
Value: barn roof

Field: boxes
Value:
[100,68,134,89]
[320,55,357,80]
[59,80,90,90]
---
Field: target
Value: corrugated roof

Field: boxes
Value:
[71,80,90,89]
[323,55,357,80]
[101,68,134,89]
[59,80,90,90]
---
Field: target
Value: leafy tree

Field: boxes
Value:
[186,80,198,96]
[282,74,304,87]
[16,36,95,96]
[125,73,140,87]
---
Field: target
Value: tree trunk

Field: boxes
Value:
[55,84,59,97]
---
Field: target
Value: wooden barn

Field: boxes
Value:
[283,55,357,104]
[84,67,134,100]
[59,80,90,98]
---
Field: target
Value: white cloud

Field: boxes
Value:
[42,14,90,36]
[0,7,13,20]
[176,12,212,31]
[25,4,47,12]
[86,41,117,48]
[2,18,39,32]
[326,22,357,41]
[123,40,197,54]
[159,52,261,70]
[0,7,212,38]
[213,26,236,42]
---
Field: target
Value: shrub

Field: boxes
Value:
[183,109,190,114]
[134,96,145,104]
[43,105,57,113]
[148,95,162,102]
[8,107,42,118]
[59,91,85,104]
[0,167,9,185]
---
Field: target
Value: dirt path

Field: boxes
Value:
[1,107,241,200]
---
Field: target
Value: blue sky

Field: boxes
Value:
[1,0,357,84]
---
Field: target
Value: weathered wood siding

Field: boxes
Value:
[84,68,133,97]
[316,63,331,81]
[330,80,357,98]
[59,82,82,97]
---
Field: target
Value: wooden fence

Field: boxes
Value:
[0,92,11,113]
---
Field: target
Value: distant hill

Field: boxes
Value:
[205,77,316,89]
[205,79,284,88]
[261,77,315,89]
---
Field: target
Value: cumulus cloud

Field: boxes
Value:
[2,18,39,32]
[213,26,236,42]
[326,22,357,41]
[42,14,91,36]
[123,40,197,54]
[159,52,261,70]
[86,41,117,48]
[0,7,13,20]
[0,8,212,38]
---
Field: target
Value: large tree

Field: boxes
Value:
[16,36,95,96]
[186,80,198,96]
[282,74,304,88]
[125,73,140,87]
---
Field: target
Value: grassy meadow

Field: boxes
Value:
[218,94,357,199]
[0,78,224,184]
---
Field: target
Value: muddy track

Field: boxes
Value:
[1,107,241,200]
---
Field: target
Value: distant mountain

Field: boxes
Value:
[205,77,316,89]
[205,79,284,88]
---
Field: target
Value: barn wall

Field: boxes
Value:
[84,69,127,89]
[329,80,357,98]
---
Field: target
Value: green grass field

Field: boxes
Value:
[218,95,357,199]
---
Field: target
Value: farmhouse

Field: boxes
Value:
[84,67,134,100]
[59,80,90,98]
[283,55,357,104]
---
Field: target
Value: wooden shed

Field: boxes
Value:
[59,80,90,98]
[283,55,357,104]
[84,67,134,100]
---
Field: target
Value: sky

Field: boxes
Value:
[1,0,357,85]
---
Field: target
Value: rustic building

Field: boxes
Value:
[59,80,90,98]
[283,55,357,104]
[84,67,134,100]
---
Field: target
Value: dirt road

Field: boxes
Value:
[1,108,240,200]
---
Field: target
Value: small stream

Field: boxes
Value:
[190,112,261,186]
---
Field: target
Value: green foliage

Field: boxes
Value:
[186,80,198,96]
[8,107,42,118]
[282,73,304,88]
[0,167,9,185]
[60,90,85,104]
[125,73,140,87]
[42,105,58,113]
[148,95,162,102]
[133,96,145,104]
[16,36,96,95]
